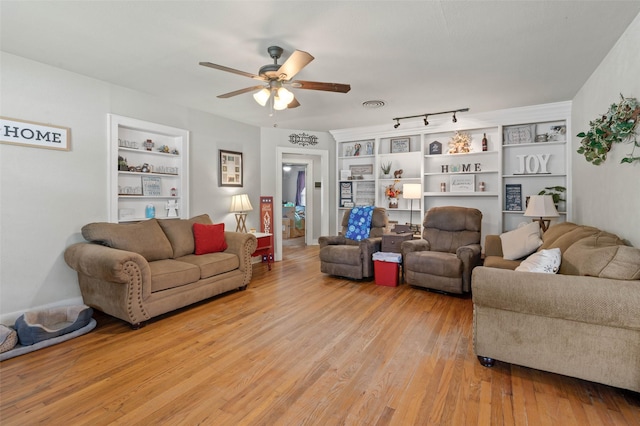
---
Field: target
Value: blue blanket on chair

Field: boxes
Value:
[345,206,374,241]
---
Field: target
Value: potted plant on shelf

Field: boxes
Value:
[385,180,402,209]
[381,161,392,178]
[538,185,566,210]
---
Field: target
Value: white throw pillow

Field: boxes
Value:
[500,221,543,260]
[516,248,562,274]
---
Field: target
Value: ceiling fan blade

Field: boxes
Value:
[276,50,314,81]
[288,97,300,109]
[199,62,266,81]
[217,85,265,99]
[290,80,351,93]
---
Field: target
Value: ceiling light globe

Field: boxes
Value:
[273,96,288,110]
[277,87,294,104]
[253,88,270,106]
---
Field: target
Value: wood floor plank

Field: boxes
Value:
[1,244,639,425]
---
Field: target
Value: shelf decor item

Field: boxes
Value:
[142,176,161,196]
[380,161,392,178]
[390,137,410,153]
[450,174,475,192]
[219,149,243,187]
[448,131,472,154]
[577,94,640,165]
[505,184,523,211]
[429,141,442,155]
[385,181,402,208]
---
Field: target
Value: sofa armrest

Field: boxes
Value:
[400,238,430,256]
[318,235,347,249]
[64,242,150,285]
[360,237,382,277]
[484,235,503,257]
[223,232,258,286]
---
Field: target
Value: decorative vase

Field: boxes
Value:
[388,198,398,208]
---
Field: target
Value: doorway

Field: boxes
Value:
[282,163,308,248]
[275,147,329,262]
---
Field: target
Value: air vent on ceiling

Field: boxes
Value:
[362,100,386,108]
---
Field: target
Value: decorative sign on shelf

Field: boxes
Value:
[142,176,162,196]
[514,153,551,174]
[441,163,482,173]
[0,116,71,151]
[450,175,475,192]
[505,184,523,211]
[260,196,273,234]
[429,141,442,155]
[289,133,318,147]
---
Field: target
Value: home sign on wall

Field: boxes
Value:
[0,116,71,151]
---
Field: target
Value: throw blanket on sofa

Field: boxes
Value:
[345,206,374,241]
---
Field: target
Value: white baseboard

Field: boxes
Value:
[1,297,84,326]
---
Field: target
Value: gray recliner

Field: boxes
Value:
[401,206,482,293]
[318,207,388,279]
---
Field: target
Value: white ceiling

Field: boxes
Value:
[2,1,639,131]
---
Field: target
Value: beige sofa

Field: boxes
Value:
[472,222,640,392]
[64,214,257,328]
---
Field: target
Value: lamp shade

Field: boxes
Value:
[402,183,422,200]
[230,194,253,213]
[253,88,270,106]
[523,195,559,218]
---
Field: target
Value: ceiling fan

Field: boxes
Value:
[199,46,351,111]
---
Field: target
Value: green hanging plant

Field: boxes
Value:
[576,94,640,165]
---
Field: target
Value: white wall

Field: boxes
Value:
[0,53,259,324]
[571,12,640,246]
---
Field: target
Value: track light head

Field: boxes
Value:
[393,119,400,129]
[423,115,429,126]
[452,112,457,123]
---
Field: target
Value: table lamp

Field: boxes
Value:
[402,183,422,233]
[230,194,253,233]
[523,195,559,232]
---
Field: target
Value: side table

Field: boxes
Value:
[381,232,413,253]
[252,232,273,271]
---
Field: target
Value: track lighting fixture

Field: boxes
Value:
[392,108,469,128]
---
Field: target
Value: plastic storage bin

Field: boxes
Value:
[372,252,402,287]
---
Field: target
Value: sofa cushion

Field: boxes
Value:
[562,234,640,280]
[82,219,173,261]
[539,222,602,253]
[499,221,542,260]
[149,259,201,292]
[177,252,239,279]
[158,214,213,258]
[193,223,228,254]
[515,248,561,274]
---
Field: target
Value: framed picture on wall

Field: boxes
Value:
[219,149,243,187]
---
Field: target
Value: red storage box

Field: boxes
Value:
[374,261,399,287]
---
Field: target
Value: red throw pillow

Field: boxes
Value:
[193,223,227,255]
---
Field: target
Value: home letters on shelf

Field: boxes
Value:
[441,163,482,173]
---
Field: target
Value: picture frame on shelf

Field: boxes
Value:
[450,174,475,192]
[349,164,373,176]
[141,176,162,196]
[390,137,410,153]
[503,124,536,145]
[340,169,352,180]
[218,149,243,187]
[505,184,523,211]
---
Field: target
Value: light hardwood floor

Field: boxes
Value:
[1,245,639,425]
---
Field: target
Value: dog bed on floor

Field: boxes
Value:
[15,305,94,346]
[0,318,96,361]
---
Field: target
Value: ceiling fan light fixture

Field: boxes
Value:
[277,87,294,105]
[253,88,270,106]
[273,95,289,110]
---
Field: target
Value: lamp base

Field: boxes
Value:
[235,213,248,233]
[533,218,551,233]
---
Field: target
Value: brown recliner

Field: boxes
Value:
[401,206,482,294]
[318,207,388,279]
